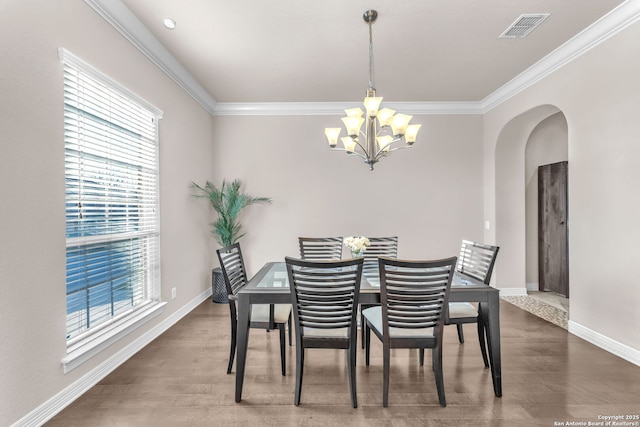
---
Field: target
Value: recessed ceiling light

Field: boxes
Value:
[163,18,176,30]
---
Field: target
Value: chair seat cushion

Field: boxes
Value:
[362,306,434,338]
[251,304,292,323]
[302,327,349,338]
[448,302,478,319]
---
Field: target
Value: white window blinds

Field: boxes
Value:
[61,49,162,349]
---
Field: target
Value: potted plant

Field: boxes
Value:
[192,179,272,302]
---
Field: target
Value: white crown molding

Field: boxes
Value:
[86,0,640,117]
[10,289,212,427]
[569,320,640,368]
[480,0,640,113]
[212,101,483,116]
[84,0,217,115]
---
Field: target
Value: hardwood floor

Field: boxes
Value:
[47,300,640,426]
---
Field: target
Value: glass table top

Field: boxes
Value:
[253,262,480,289]
[256,262,289,288]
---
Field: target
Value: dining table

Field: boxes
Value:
[233,261,502,402]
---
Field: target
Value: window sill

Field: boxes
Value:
[62,301,166,373]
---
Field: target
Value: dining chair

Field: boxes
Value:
[360,236,398,349]
[445,240,500,368]
[362,256,457,407]
[298,237,343,261]
[285,256,363,408]
[217,243,292,376]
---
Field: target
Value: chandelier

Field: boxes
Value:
[324,10,421,171]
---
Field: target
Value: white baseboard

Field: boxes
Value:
[526,282,539,292]
[498,287,528,297]
[11,287,212,427]
[569,320,640,368]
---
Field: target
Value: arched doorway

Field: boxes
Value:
[494,105,569,327]
[524,112,570,319]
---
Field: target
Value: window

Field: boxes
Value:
[60,49,164,370]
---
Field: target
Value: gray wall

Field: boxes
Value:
[209,114,484,276]
[0,1,215,424]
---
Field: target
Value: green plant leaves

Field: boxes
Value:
[191,179,272,247]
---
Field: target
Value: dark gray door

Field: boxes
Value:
[538,161,569,297]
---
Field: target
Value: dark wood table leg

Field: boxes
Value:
[235,295,251,402]
[483,292,502,397]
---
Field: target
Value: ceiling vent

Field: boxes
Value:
[500,13,550,38]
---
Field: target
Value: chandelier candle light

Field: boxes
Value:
[324,10,421,171]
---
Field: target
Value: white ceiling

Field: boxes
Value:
[113,0,627,106]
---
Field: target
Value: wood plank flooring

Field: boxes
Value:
[47,300,640,426]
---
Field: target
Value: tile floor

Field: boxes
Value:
[501,291,569,329]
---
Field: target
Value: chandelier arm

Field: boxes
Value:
[373,143,413,161]
[372,136,403,158]
[353,135,369,155]
[331,147,369,161]
[351,151,369,161]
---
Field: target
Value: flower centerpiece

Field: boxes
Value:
[344,236,370,258]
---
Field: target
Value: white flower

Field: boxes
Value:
[344,236,370,253]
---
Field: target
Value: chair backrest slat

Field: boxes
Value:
[457,240,500,285]
[298,237,343,261]
[216,243,248,297]
[286,257,363,332]
[363,237,398,272]
[379,257,457,332]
